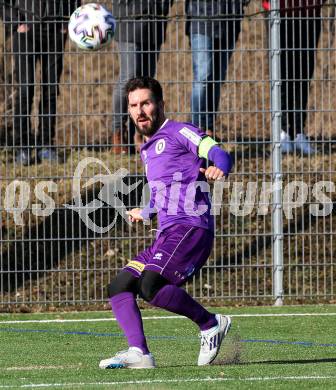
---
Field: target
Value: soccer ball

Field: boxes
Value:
[68,3,116,50]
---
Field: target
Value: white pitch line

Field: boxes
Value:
[0,312,336,324]
[0,375,336,388]
[0,316,180,324]
[3,365,81,371]
[232,312,336,317]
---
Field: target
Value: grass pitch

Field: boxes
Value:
[0,305,336,389]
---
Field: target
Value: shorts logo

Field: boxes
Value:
[153,252,163,261]
[155,139,165,155]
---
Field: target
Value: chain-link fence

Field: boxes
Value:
[0,0,335,309]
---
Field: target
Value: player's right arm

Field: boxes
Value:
[128,204,157,224]
[127,208,144,223]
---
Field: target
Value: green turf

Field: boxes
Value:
[0,305,336,389]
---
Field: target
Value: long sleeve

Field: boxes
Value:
[208,145,233,176]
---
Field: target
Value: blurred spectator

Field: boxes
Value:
[111,0,174,154]
[263,0,325,155]
[2,1,79,165]
[186,0,246,138]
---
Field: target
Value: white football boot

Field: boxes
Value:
[198,314,232,366]
[99,347,155,369]
[294,133,316,155]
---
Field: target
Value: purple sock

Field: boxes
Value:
[109,292,149,354]
[150,284,217,331]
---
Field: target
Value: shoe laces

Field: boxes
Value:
[115,349,129,358]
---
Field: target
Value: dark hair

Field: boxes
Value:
[124,76,163,103]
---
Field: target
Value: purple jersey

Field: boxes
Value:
[140,119,214,232]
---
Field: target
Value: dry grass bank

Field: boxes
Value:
[0,1,335,308]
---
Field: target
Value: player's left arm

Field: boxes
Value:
[174,125,233,180]
[198,136,233,180]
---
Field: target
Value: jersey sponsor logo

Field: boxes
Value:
[155,139,166,154]
[179,127,202,146]
[126,260,145,273]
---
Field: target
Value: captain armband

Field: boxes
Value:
[198,136,219,159]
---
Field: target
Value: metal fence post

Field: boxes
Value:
[270,0,284,306]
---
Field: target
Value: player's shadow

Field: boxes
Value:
[163,357,336,369]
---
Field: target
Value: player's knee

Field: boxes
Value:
[107,271,139,298]
[138,270,168,302]
[138,282,157,302]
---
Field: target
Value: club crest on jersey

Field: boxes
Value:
[155,139,166,155]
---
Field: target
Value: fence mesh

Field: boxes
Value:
[0,0,335,309]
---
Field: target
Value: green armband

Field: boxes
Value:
[198,136,218,159]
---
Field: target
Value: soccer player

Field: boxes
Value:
[99,76,233,369]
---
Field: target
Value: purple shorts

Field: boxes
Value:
[124,224,214,286]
